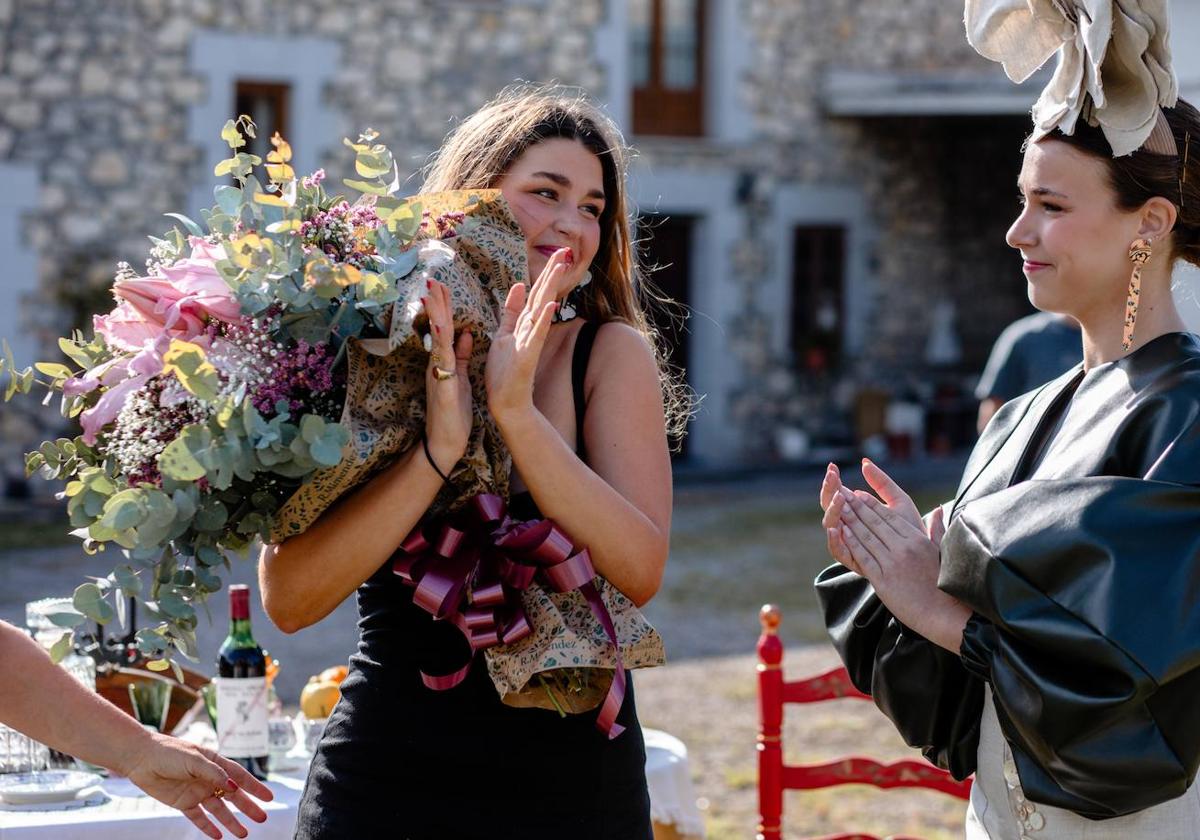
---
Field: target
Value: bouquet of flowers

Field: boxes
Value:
[3,118,664,738]
[0,118,498,671]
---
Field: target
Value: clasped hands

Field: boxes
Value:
[819,460,971,653]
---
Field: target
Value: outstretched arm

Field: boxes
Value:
[0,621,273,839]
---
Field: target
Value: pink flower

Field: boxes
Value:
[93,302,164,353]
[111,277,207,338]
[165,238,243,323]
[100,237,244,353]
[77,336,170,444]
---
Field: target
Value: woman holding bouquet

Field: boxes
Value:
[260,85,677,839]
[816,5,1200,836]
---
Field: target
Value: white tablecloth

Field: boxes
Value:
[1,727,704,839]
[644,728,705,838]
[0,770,306,840]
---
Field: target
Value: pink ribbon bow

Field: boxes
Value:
[392,493,628,739]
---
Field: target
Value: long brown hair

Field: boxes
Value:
[422,83,692,438]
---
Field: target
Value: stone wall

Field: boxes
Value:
[0,0,1037,465]
[699,0,1038,454]
[0,0,606,351]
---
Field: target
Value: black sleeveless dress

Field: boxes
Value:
[295,321,654,840]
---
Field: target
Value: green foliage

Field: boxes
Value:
[3,116,438,668]
[343,129,400,197]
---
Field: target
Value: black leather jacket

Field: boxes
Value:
[817,332,1200,820]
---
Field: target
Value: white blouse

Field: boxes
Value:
[966,689,1200,839]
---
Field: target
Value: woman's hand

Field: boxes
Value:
[820,460,945,567]
[122,733,274,839]
[823,460,968,652]
[485,247,571,425]
[423,279,474,472]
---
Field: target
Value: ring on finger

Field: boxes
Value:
[210,788,226,800]
[433,367,456,381]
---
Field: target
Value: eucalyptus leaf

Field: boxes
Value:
[162,341,220,402]
[300,414,325,444]
[46,610,86,629]
[159,435,207,481]
[73,582,114,624]
[343,177,389,196]
[214,185,243,216]
[171,488,197,522]
[310,427,347,467]
[194,498,228,532]
[220,119,246,150]
[158,588,196,622]
[114,565,143,597]
[100,490,147,532]
[163,213,204,237]
[135,628,170,654]
[194,565,222,591]
[48,632,73,664]
[195,544,223,567]
[35,362,72,379]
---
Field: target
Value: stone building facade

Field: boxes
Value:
[2,0,1199,476]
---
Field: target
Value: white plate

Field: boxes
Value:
[0,770,103,805]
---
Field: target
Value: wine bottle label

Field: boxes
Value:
[214,676,269,758]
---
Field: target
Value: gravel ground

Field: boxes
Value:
[0,458,970,837]
[636,651,967,840]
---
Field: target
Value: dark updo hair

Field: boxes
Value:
[1047,98,1200,268]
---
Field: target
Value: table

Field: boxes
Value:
[1,727,706,839]
[645,728,706,840]
[0,770,306,840]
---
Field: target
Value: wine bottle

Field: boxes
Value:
[215,584,269,780]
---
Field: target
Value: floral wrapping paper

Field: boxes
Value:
[270,189,521,540]
[487,577,666,711]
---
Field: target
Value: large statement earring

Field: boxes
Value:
[1123,238,1152,352]
[554,270,592,323]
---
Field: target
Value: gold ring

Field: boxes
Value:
[429,352,443,366]
[433,367,456,381]
[211,787,226,800]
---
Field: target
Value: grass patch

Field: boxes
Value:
[658,484,959,651]
[722,764,757,791]
[0,518,76,552]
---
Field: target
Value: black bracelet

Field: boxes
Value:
[421,434,454,486]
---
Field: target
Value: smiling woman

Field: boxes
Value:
[1007,102,1200,364]
[260,84,689,840]
[816,94,1200,839]
[496,141,606,322]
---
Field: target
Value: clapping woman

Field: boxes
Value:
[815,86,1200,839]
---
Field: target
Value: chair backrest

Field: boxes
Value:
[756,604,972,840]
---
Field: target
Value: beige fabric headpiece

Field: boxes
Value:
[964,0,1178,156]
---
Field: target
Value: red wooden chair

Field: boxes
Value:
[756,604,972,840]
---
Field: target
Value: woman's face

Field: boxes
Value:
[496,137,605,294]
[1006,139,1143,321]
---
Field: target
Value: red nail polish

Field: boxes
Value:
[434,324,440,335]
[426,279,432,290]
[227,779,238,791]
